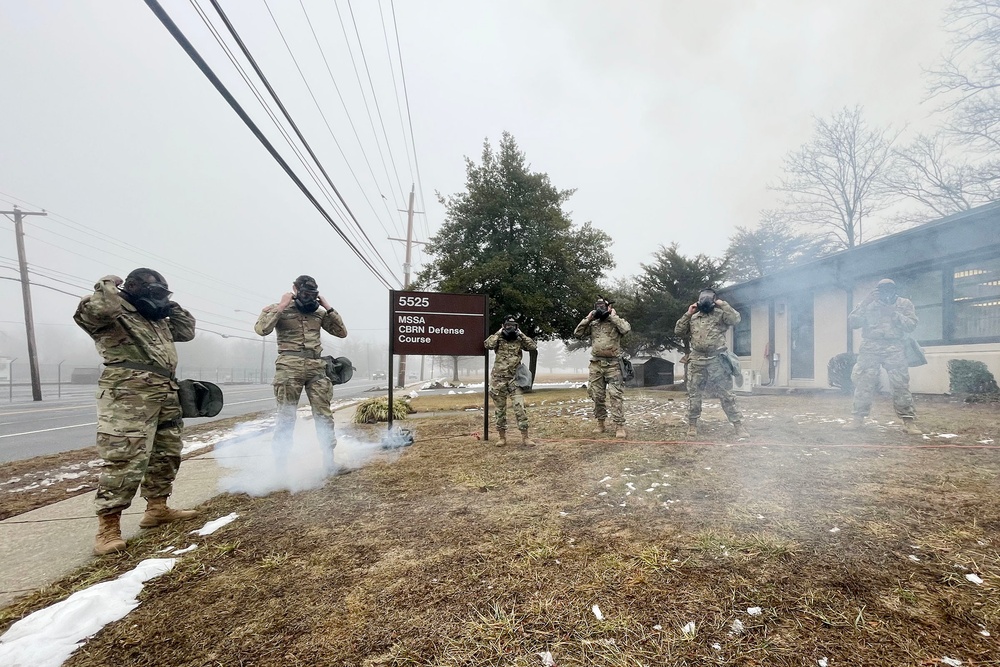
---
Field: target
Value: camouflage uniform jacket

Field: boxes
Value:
[848,296,917,341]
[484,331,537,380]
[255,304,348,354]
[574,314,631,359]
[73,275,196,390]
[674,301,740,359]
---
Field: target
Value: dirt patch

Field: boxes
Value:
[0,412,271,521]
[2,391,998,666]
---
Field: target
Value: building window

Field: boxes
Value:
[953,257,1000,341]
[898,270,943,343]
[733,307,751,356]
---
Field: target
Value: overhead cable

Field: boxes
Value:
[142,0,396,290]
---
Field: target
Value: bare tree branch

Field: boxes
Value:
[771,105,898,249]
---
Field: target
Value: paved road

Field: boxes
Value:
[0,381,393,464]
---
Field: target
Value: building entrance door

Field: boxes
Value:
[789,293,815,379]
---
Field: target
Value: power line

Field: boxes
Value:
[377,0,415,184]
[0,189,274,304]
[296,0,409,243]
[390,0,431,241]
[209,0,400,282]
[142,0,396,290]
[347,0,409,204]
[332,0,407,208]
[187,0,393,280]
[0,274,81,299]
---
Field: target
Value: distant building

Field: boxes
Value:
[630,357,675,387]
[718,202,1000,394]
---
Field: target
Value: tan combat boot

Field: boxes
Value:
[615,425,627,439]
[902,417,922,435]
[842,416,864,431]
[520,429,536,447]
[139,496,198,528]
[595,419,606,434]
[733,422,750,439]
[686,421,698,438]
[94,512,126,556]
[495,429,507,447]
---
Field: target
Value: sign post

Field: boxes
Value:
[389,290,490,439]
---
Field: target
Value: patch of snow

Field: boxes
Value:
[908,555,921,562]
[599,476,612,483]
[712,642,722,650]
[173,544,198,555]
[729,619,744,635]
[65,485,87,493]
[941,658,963,666]
[818,659,828,667]
[191,513,238,536]
[0,558,176,667]
[681,621,695,637]
[591,604,604,621]
[936,434,959,439]
[829,527,840,533]
[653,624,662,631]
[536,651,555,666]
[978,439,993,444]
[747,607,762,616]
[965,573,983,585]
[980,630,991,637]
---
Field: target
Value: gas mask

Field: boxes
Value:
[876,285,897,304]
[124,283,172,321]
[294,286,320,313]
[594,301,611,320]
[697,290,717,313]
[502,322,519,341]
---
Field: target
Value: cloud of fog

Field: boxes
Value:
[212,416,404,496]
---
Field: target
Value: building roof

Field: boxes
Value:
[719,200,1000,303]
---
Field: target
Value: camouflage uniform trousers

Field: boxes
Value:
[588,357,625,425]
[686,355,743,425]
[851,340,915,419]
[272,357,336,469]
[489,376,528,431]
[94,384,183,516]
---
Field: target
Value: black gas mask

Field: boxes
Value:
[294,286,320,313]
[876,283,897,304]
[594,300,611,320]
[124,282,172,321]
[502,320,519,341]
[697,290,717,313]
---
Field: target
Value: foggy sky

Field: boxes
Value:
[0,0,952,365]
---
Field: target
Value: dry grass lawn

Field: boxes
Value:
[2,387,998,666]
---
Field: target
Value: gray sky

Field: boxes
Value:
[0,0,953,363]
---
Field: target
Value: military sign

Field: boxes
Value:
[390,291,488,356]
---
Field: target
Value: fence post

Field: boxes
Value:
[8,359,15,402]
[58,360,65,399]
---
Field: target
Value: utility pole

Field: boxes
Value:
[2,206,47,401]
[389,184,424,388]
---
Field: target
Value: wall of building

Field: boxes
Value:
[913,344,1000,394]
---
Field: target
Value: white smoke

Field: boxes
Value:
[213,415,404,497]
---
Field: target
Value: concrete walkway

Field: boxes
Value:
[0,403,368,609]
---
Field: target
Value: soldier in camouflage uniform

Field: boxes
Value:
[574,297,631,439]
[484,316,538,447]
[674,288,749,439]
[844,279,921,434]
[256,275,347,473]
[74,269,199,556]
